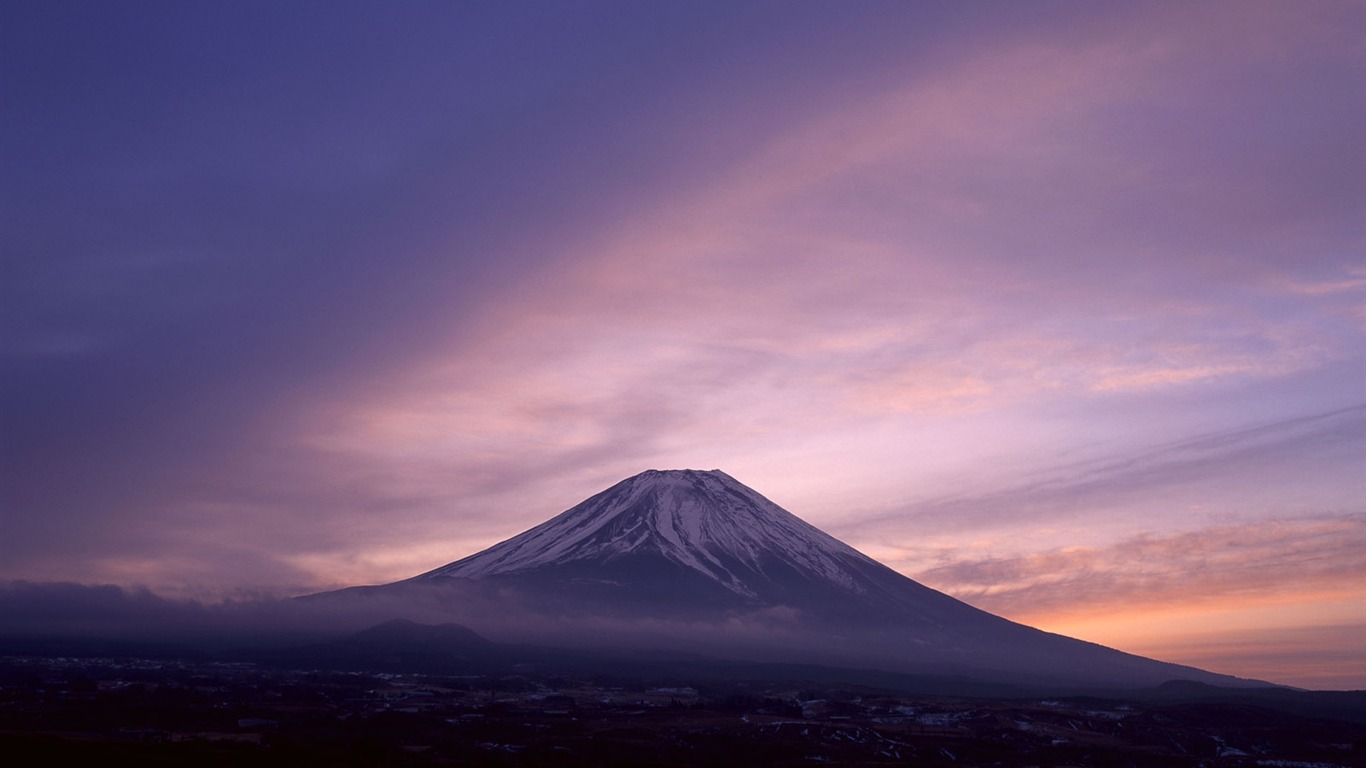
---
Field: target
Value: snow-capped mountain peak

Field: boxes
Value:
[418,469,880,598]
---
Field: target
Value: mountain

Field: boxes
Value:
[305,469,1261,690]
[413,469,976,623]
[422,469,865,591]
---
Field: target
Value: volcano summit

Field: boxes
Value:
[422,469,868,594]
[412,469,970,620]
[311,469,1256,690]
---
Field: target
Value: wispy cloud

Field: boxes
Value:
[911,514,1366,616]
[900,515,1366,687]
[285,0,1362,544]
[844,406,1366,538]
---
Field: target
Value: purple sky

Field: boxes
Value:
[3,1,1363,689]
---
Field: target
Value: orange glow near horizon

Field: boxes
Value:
[1012,589,1366,689]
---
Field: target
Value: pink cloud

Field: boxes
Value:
[911,516,1366,615]
[272,0,1362,592]
[905,515,1366,687]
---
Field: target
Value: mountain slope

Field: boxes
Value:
[412,470,1000,630]
[310,469,1260,690]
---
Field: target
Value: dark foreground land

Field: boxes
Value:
[2,654,1363,767]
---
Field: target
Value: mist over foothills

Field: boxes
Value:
[0,578,907,657]
[3,0,1364,697]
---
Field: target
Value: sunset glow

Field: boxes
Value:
[3,1,1362,689]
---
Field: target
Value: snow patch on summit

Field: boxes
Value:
[420,469,881,598]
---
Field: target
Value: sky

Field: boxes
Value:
[2,1,1363,689]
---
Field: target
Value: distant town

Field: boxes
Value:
[4,653,1361,766]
